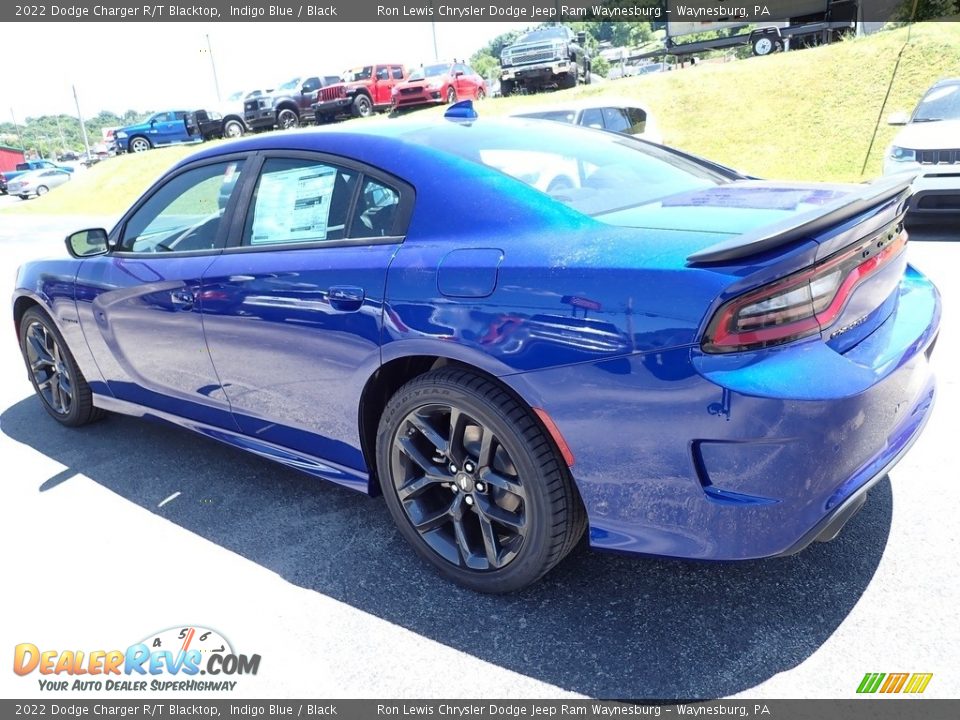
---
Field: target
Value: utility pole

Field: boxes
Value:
[72,85,92,160]
[9,108,25,152]
[55,115,67,153]
[206,34,221,102]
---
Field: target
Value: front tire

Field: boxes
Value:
[352,94,374,118]
[19,307,104,427]
[129,136,151,153]
[445,86,457,104]
[377,368,586,593]
[36,185,49,196]
[277,108,300,129]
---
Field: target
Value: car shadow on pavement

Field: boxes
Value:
[2,398,893,700]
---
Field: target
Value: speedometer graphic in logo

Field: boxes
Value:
[140,626,233,660]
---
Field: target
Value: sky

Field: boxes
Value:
[1,22,533,120]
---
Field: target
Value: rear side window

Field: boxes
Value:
[391,66,404,80]
[580,108,603,129]
[352,178,400,238]
[602,107,632,133]
[244,158,358,246]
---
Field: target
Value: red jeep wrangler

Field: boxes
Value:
[312,64,407,122]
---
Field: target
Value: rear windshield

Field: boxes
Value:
[402,121,727,217]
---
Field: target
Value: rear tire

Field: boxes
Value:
[223,119,244,138]
[377,368,586,593]
[19,307,104,427]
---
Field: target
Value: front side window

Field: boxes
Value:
[120,161,242,253]
[580,108,603,129]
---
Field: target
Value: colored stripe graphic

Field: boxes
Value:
[857,672,933,694]
[880,673,909,693]
[903,673,933,694]
[857,673,885,693]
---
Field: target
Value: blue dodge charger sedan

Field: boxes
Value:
[13,105,940,592]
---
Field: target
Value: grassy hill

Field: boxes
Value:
[4,22,958,217]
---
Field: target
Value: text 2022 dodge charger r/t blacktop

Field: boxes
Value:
[13,108,940,593]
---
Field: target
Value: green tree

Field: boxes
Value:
[591,56,611,78]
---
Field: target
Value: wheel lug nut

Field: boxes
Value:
[449,464,458,473]
[450,484,458,493]
[465,496,474,506]
[476,483,485,492]
[464,462,474,473]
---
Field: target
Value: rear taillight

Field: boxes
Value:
[703,224,907,353]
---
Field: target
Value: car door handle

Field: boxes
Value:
[170,290,195,310]
[328,286,364,311]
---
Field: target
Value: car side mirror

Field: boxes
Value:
[887,112,910,126]
[66,228,109,258]
[455,71,464,77]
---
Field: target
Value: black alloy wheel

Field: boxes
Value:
[19,308,103,427]
[377,368,586,593]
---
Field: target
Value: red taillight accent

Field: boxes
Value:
[533,407,575,468]
[703,225,907,354]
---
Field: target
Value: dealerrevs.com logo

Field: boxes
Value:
[13,626,261,692]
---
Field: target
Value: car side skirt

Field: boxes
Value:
[92,394,371,494]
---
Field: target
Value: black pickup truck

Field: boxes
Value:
[244,74,341,131]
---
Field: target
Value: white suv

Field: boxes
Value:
[884,78,960,217]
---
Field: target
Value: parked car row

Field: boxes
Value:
[0,159,75,199]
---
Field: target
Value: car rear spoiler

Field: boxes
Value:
[686,174,914,265]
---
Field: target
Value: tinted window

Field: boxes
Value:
[580,108,604,129]
[244,158,358,246]
[302,77,321,92]
[516,110,576,124]
[602,107,632,133]
[351,178,400,238]
[391,66,404,80]
[121,161,242,253]
[376,67,390,80]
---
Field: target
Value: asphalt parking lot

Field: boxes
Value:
[0,212,957,700]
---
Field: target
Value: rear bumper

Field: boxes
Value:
[507,265,941,561]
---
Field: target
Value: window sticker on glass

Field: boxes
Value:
[250,166,337,245]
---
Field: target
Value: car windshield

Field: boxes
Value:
[409,64,451,81]
[226,91,244,102]
[517,27,568,44]
[402,121,727,219]
[344,66,373,82]
[277,77,302,91]
[514,110,577,124]
[913,83,960,122]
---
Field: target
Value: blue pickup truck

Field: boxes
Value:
[1,160,75,193]
[115,110,203,153]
